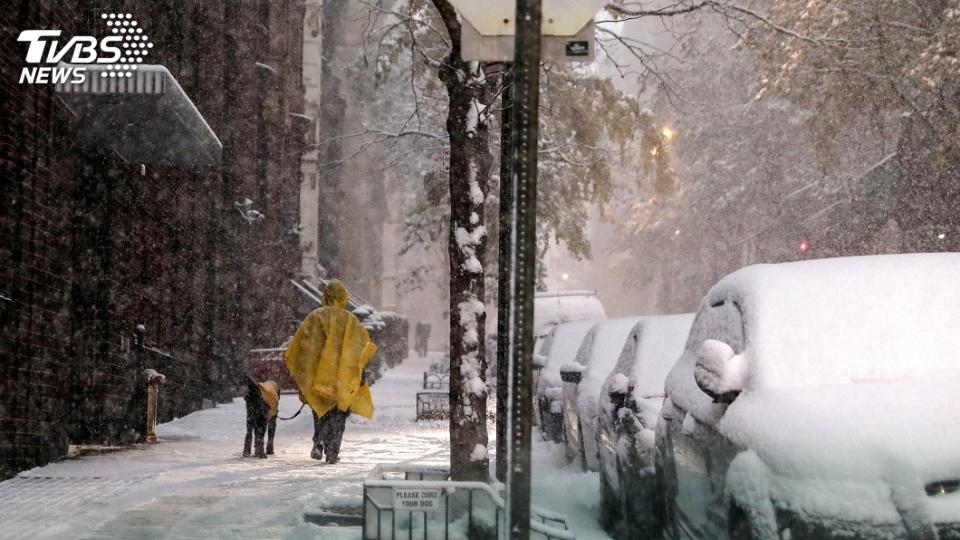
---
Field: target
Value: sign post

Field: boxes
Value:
[443,1,607,537]
[504,1,541,537]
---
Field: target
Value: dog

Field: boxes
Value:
[243,377,279,458]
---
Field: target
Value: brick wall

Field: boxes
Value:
[0,0,306,479]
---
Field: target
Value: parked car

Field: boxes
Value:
[657,254,960,540]
[534,290,607,357]
[595,313,694,537]
[532,291,606,428]
[534,320,598,442]
[558,316,644,469]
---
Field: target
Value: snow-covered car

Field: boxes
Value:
[595,313,694,537]
[532,291,606,428]
[657,254,960,540]
[533,290,607,358]
[558,316,643,469]
[534,320,598,442]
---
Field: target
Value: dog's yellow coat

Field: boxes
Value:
[257,381,280,420]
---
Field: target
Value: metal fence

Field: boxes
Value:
[422,372,450,391]
[362,464,575,540]
[416,391,450,421]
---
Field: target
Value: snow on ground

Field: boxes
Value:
[0,352,449,540]
[0,348,613,540]
[530,437,612,540]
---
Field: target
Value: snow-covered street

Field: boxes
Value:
[0,351,610,540]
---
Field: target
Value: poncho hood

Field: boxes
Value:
[322,279,349,309]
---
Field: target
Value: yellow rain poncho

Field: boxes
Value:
[284,280,377,419]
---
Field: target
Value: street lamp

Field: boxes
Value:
[661,126,675,140]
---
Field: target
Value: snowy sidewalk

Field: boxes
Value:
[0,352,449,540]
[0,349,611,540]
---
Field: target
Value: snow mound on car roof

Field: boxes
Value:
[534,291,607,339]
[667,252,960,424]
[730,253,960,389]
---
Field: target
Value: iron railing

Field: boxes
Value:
[362,464,575,540]
[416,391,449,421]
[422,372,450,391]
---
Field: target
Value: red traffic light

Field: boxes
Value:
[798,239,810,253]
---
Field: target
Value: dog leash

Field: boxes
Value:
[278,402,307,421]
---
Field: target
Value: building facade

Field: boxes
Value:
[0,0,307,479]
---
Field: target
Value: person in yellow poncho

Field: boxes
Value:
[284,279,377,464]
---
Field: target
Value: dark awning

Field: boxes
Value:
[55,64,222,167]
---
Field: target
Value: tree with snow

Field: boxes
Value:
[742,0,960,249]
[354,0,673,480]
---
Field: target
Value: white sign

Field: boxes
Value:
[393,488,441,512]
[461,20,596,62]
[448,0,608,36]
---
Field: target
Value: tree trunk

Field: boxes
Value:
[432,0,494,481]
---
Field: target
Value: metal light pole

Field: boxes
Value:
[505,0,541,537]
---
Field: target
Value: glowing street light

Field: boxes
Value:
[561,272,570,281]
[938,232,947,240]
[661,126,675,140]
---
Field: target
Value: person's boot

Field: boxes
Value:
[310,445,323,461]
[325,454,340,465]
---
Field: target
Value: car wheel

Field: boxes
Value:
[598,460,621,530]
[577,418,588,471]
[728,504,755,540]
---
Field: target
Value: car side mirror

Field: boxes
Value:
[694,339,745,403]
[560,363,584,384]
[606,374,635,413]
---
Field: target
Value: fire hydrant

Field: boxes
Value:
[143,368,167,443]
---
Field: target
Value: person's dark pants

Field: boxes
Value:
[312,408,350,462]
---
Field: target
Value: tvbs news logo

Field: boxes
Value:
[18,12,154,85]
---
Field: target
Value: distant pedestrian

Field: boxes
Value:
[284,280,377,464]
[415,323,431,357]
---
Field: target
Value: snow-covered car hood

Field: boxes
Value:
[719,376,960,523]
